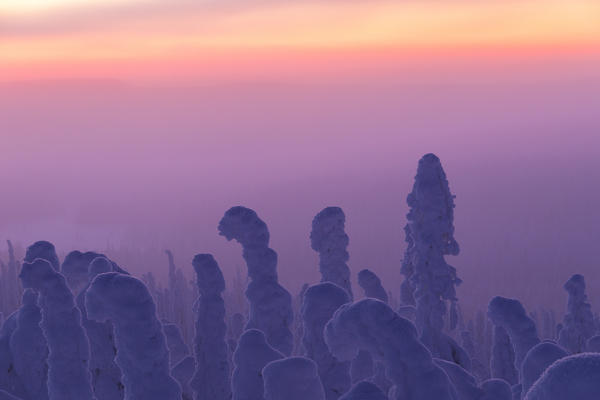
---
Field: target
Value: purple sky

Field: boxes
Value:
[1,57,599,317]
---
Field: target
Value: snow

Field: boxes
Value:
[311,207,353,299]
[403,154,467,367]
[263,357,326,400]
[324,298,457,400]
[9,289,49,400]
[520,342,567,396]
[231,329,283,400]
[85,272,181,400]
[558,274,595,354]
[357,269,387,303]
[488,296,540,370]
[524,353,600,400]
[76,256,124,400]
[24,241,59,271]
[301,282,351,399]
[219,206,294,355]
[190,254,231,400]
[480,379,512,400]
[19,258,95,400]
[339,381,387,400]
[490,326,518,385]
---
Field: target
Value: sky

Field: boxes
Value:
[1,0,600,316]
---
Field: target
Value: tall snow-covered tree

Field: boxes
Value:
[20,258,95,400]
[219,206,294,355]
[85,272,181,400]
[402,153,469,368]
[190,254,230,400]
[558,274,595,353]
[490,326,518,385]
[76,257,124,400]
[311,207,353,299]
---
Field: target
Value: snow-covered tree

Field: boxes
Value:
[490,326,518,385]
[85,272,181,400]
[301,282,351,400]
[190,254,230,400]
[480,379,512,400]
[0,311,26,397]
[356,269,390,393]
[311,207,353,298]
[263,357,326,400]
[24,241,59,271]
[357,269,387,303]
[558,274,595,353]
[587,335,600,352]
[219,206,294,355]
[172,356,195,400]
[231,329,283,400]
[76,257,124,400]
[402,154,469,367]
[488,296,540,370]
[339,381,387,400]
[20,258,94,400]
[520,342,567,396]
[324,298,457,400]
[9,289,48,400]
[524,353,600,400]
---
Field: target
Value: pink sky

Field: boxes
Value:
[1,0,600,315]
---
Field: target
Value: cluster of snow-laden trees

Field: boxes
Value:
[1,153,600,399]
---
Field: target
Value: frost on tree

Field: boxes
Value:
[9,289,49,400]
[62,251,128,295]
[490,326,518,385]
[339,381,387,400]
[0,312,27,398]
[19,258,95,400]
[400,223,416,306]
[524,353,600,400]
[488,297,540,370]
[402,154,469,367]
[218,206,294,355]
[85,272,181,400]
[190,254,230,400]
[558,274,595,354]
[310,207,353,299]
[24,241,60,271]
[231,329,283,400]
[355,269,390,393]
[76,257,124,400]
[301,282,351,400]
[357,269,387,303]
[324,298,457,400]
[263,357,326,400]
[480,379,512,400]
[520,341,567,396]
